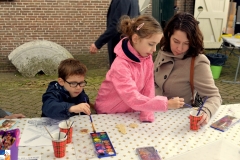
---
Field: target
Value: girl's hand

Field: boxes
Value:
[167,97,184,109]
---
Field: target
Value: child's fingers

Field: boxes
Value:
[179,98,184,102]
[84,106,91,115]
[86,103,91,108]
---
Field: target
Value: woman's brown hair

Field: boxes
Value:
[160,12,204,58]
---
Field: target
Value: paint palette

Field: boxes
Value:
[90,132,116,158]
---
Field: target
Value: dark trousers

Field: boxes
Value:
[107,34,121,67]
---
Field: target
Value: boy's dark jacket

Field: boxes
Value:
[41,81,89,120]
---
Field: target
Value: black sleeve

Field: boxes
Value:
[95,0,131,49]
[42,92,73,120]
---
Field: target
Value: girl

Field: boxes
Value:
[95,15,184,122]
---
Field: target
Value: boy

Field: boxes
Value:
[41,58,91,120]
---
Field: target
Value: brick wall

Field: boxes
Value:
[0,0,111,72]
[176,0,194,14]
[0,0,192,73]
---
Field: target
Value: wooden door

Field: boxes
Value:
[152,0,175,28]
[194,0,230,48]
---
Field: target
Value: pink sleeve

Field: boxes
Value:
[110,66,168,112]
[141,64,155,98]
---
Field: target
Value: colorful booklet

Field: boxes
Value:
[210,115,240,132]
[0,120,18,131]
[136,146,161,160]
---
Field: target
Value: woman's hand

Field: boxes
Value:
[197,112,209,126]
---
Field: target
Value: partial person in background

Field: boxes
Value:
[41,58,91,120]
[89,0,140,67]
[95,15,184,123]
[0,108,25,119]
[154,12,222,126]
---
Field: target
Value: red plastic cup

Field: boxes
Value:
[59,120,73,144]
[52,132,67,158]
[190,109,203,131]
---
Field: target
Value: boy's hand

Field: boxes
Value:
[69,103,91,115]
[167,97,184,109]
[4,114,26,119]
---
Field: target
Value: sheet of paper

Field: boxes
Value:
[19,118,60,146]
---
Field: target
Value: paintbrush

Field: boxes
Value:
[44,126,53,140]
[89,114,96,133]
[84,97,96,133]
[196,96,208,116]
[64,121,75,138]
[184,103,193,108]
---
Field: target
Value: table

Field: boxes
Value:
[220,37,240,83]
[15,104,240,160]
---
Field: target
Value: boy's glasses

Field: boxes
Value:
[64,80,87,88]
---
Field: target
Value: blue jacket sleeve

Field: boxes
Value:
[42,92,73,120]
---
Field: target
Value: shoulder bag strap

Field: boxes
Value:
[190,57,195,105]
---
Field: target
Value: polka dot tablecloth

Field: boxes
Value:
[16,104,240,160]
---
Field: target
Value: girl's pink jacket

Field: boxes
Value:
[95,39,168,121]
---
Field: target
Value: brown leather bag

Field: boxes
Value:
[190,57,203,107]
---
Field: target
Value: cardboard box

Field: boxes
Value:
[223,27,234,34]
[226,2,236,28]
[229,2,236,15]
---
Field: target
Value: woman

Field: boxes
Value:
[154,12,222,126]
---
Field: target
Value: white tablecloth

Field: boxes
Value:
[16,104,240,160]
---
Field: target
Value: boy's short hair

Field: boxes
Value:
[58,58,87,80]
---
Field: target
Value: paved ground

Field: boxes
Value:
[0,50,240,118]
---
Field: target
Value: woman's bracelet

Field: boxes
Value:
[202,107,212,118]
